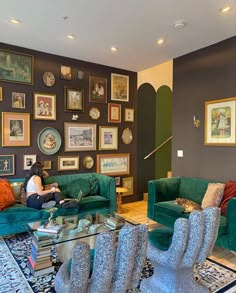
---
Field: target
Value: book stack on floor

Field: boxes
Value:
[28,231,54,277]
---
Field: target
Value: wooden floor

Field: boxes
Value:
[119,200,236,270]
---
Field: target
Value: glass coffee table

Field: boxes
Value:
[26,209,139,266]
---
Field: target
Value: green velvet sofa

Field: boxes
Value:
[148,177,236,252]
[0,173,116,237]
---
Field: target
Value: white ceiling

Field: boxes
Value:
[0,0,235,72]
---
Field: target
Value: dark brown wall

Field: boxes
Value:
[0,43,137,199]
[172,36,236,181]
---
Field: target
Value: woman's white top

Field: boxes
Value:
[26,175,37,193]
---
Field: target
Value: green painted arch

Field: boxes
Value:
[155,85,172,178]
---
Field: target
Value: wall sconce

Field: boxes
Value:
[193,116,200,128]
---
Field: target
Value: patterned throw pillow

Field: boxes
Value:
[10,182,23,203]
[0,179,16,210]
[201,183,225,209]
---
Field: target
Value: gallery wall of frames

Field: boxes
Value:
[0,42,138,202]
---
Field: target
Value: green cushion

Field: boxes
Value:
[148,227,174,251]
[79,196,109,212]
[0,203,41,224]
[67,178,90,199]
[88,175,100,195]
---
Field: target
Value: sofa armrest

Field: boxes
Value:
[226,197,236,251]
[93,173,117,212]
[148,177,180,219]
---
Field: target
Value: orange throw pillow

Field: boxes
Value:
[0,179,16,210]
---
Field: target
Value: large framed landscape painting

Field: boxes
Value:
[0,49,33,85]
[205,97,236,146]
[64,122,96,152]
[96,153,130,176]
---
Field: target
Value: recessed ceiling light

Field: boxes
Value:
[174,21,186,29]
[66,34,76,39]
[220,6,231,13]
[9,18,21,24]
[157,39,164,45]
[111,46,118,52]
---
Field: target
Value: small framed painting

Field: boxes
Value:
[99,126,118,150]
[23,154,37,170]
[12,92,25,109]
[89,76,107,103]
[0,86,3,101]
[111,73,129,102]
[0,155,15,176]
[33,92,56,120]
[115,176,121,186]
[43,160,52,170]
[108,103,121,123]
[122,177,134,196]
[61,65,72,80]
[64,87,83,111]
[83,155,95,169]
[58,156,79,171]
[2,112,30,146]
[125,108,134,122]
[205,97,236,146]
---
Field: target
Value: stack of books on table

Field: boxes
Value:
[28,231,54,277]
[106,215,125,229]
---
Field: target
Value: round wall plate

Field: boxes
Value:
[89,107,100,120]
[37,127,61,155]
[43,72,55,87]
[83,155,94,169]
[122,128,133,144]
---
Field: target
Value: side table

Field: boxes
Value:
[116,187,128,213]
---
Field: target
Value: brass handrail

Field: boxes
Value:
[144,136,172,160]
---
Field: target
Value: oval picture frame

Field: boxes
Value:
[43,72,55,87]
[37,127,61,155]
[83,155,95,169]
[122,128,133,145]
[89,107,100,120]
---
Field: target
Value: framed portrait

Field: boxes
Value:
[96,153,130,176]
[2,112,30,146]
[125,108,134,122]
[205,97,236,146]
[89,76,107,103]
[0,86,3,101]
[12,92,25,109]
[43,160,52,170]
[37,127,61,155]
[115,176,120,186]
[23,154,37,170]
[33,92,56,120]
[99,126,118,150]
[108,103,121,123]
[64,122,97,152]
[83,155,95,169]
[0,49,33,85]
[58,156,79,171]
[122,177,134,196]
[64,87,84,111]
[111,73,129,102]
[61,65,72,80]
[0,155,15,176]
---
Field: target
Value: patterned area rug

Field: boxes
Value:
[0,233,235,293]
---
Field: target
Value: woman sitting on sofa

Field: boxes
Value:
[24,162,77,209]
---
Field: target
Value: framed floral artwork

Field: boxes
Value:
[111,73,129,102]
[205,97,236,146]
[2,112,30,146]
[108,103,121,123]
[33,92,56,120]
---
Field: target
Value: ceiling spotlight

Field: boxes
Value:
[111,46,118,52]
[220,6,231,13]
[174,21,186,29]
[9,18,21,24]
[67,34,76,39]
[157,39,164,45]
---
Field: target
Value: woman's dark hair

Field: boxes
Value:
[24,162,44,191]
